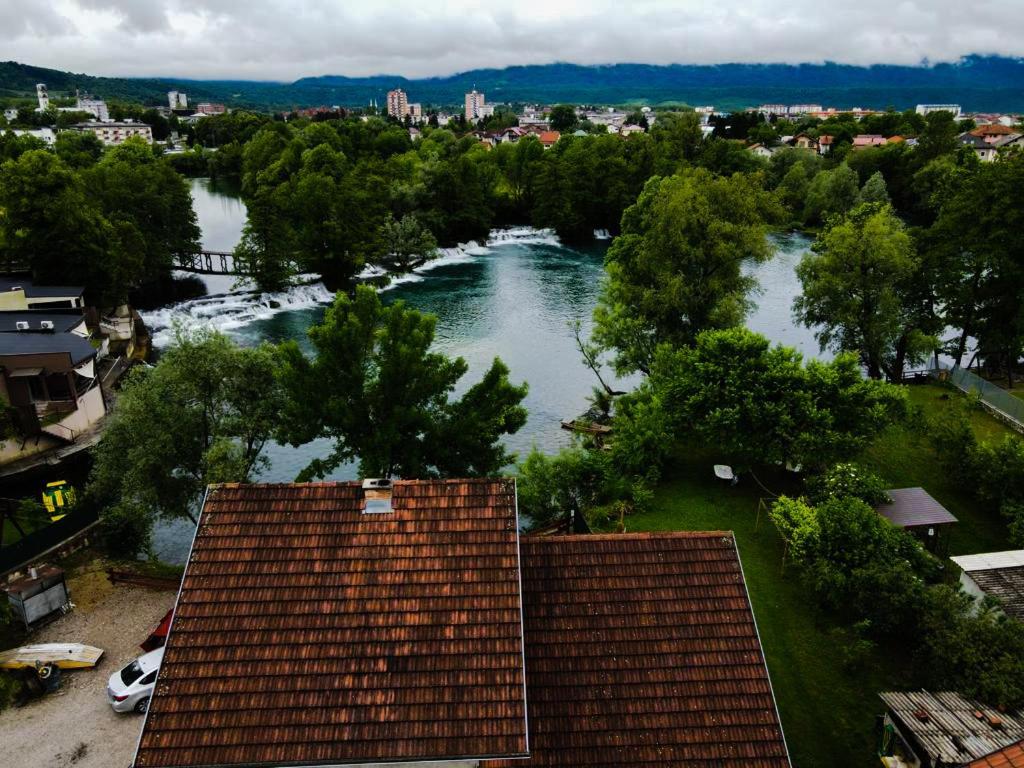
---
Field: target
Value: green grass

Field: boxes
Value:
[620,382,1016,768]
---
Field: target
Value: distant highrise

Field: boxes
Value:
[386,88,409,119]
[464,89,486,121]
[168,91,188,110]
[36,83,49,111]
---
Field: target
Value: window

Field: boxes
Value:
[140,671,158,686]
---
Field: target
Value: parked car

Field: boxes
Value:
[107,647,163,714]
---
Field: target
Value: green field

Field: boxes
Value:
[622,381,1015,768]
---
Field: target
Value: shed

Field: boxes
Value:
[950,549,1024,621]
[875,488,957,552]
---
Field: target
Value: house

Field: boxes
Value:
[133,479,790,768]
[408,126,421,141]
[538,130,561,148]
[0,278,85,310]
[852,134,888,150]
[498,126,526,144]
[618,123,645,136]
[747,142,775,158]
[879,691,1024,768]
[950,549,1024,621]
[791,133,820,152]
[72,120,153,146]
[874,487,958,553]
[0,320,106,464]
[959,132,999,162]
[8,128,56,147]
[818,134,834,154]
[970,124,1016,142]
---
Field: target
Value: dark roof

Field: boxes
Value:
[0,277,84,299]
[486,532,790,768]
[876,487,958,528]
[951,550,1024,621]
[0,331,96,366]
[0,312,85,334]
[881,691,1024,764]
[134,480,529,768]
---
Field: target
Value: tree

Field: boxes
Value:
[380,213,438,267]
[88,328,284,552]
[803,163,860,225]
[649,111,704,174]
[858,171,890,205]
[593,169,780,374]
[548,104,578,133]
[54,131,103,169]
[794,203,937,380]
[629,328,906,473]
[276,285,528,480]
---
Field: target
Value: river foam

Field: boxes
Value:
[142,227,560,348]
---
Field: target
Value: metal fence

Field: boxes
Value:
[932,364,1024,431]
[0,507,99,575]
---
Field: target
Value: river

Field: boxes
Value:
[146,178,817,562]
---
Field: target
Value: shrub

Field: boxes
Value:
[805,462,891,506]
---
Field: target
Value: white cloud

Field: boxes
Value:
[4,0,1023,80]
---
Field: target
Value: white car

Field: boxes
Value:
[107,647,163,714]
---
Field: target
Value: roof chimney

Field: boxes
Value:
[362,478,393,513]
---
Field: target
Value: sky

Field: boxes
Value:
[4,0,1023,81]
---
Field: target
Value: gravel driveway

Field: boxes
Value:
[0,572,177,768]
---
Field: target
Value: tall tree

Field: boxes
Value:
[803,164,860,225]
[88,328,284,551]
[594,168,780,374]
[794,203,936,380]
[548,104,578,132]
[276,285,528,480]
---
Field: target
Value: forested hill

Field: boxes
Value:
[3,56,1024,112]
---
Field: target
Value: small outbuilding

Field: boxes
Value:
[950,549,1024,621]
[875,487,957,553]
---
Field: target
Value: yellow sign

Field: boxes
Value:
[42,480,77,521]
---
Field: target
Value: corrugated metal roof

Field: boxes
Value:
[134,479,528,768]
[881,691,1024,764]
[953,550,1024,572]
[876,488,958,528]
[485,532,790,768]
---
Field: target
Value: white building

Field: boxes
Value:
[465,89,487,121]
[36,83,49,111]
[916,103,962,119]
[168,91,188,110]
[73,120,153,146]
[35,83,109,121]
[2,108,17,122]
[10,128,57,146]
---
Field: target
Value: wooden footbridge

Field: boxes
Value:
[173,250,243,275]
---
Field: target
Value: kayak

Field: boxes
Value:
[0,643,104,670]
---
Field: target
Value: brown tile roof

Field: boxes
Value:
[971,740,1024,768]
[134,479,528,768]
[538,130,560,144]
[972,124,1016,137]
[486,532,790,768]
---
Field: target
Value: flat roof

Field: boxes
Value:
[486,532,790,767]
[134,480,529,768]
[876,487,958,528]
[0,332,96,366]
[0,312,85,334]
[881,691,1024,764]
[0,277,84,299]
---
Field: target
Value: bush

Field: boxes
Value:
[97,503,153,559]
[805,462,891,506]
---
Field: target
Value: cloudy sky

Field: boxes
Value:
[4,0,1023,81]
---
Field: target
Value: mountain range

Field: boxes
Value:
[2,56,1023,112]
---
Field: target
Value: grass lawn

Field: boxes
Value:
[621,381,1016,768]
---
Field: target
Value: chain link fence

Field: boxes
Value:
[931,364,1024,431]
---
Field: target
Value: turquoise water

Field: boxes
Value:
[149,180,815,563]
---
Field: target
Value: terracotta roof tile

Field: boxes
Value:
[134,479,528,768]
[486,532,790,767]
[971,740,1024,767]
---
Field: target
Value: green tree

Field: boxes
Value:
[795,203,937,380]
[276,285,528,480]
[858,171,890,204]
[88,328,284,552]
[594,169,779,374]
[380,213,438,267]
[548,104,578,132]
[649,111,704,174]
[54,131,104,169]
[803,163,860,225]
[630,328,906,473]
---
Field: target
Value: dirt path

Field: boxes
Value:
[0,570,176,768]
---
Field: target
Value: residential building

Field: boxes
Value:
[747,142,775,158]
[758,104,789,115]
[950,549,1024,621]
[72,120,153,146]
[10,128,56,147]
[538,130,561,148]
[618,123,645,136]
[0,278,85,311]
[818,134,834,154]
[791,133,820,152]
[167,91,188,110]
[385,88,408,119]
[465,88,487,121]
[408,102,422,121]
[916,103,963,118]
[2,107,17,121]
[957,131,1023,162]
[970,123,1017,142]
[194,103,226,115]
[879,691,1024,768]
[852,134,888,150]
[874,487,958,552]
[75,96,109,122]
[36,83,49,111]
[133,479,789,768]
